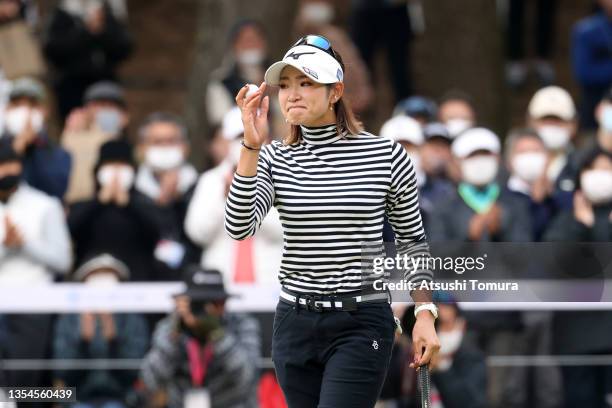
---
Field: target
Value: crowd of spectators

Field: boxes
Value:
[0,0,611,407]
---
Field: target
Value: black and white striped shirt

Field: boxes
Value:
[225,124,431,294]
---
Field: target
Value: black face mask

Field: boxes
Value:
[0,174,20,191]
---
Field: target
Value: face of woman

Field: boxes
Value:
[278,65,338,127]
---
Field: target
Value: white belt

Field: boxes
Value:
[279,288,389,311]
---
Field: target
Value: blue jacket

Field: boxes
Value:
[571,12,612,88]
[5,131,72,200]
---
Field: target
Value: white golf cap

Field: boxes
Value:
[452,127,501,158]
[380,115,424,145]
[221,107,244,140]
[264,44,344,85]
[528,86,576,121]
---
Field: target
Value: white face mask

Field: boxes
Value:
[512,151,548,183]
[145,146,184,171]
[85,272,119,287]
[461,155,499,186]
[95,109,123,136]
[236,49,265,66]
[300,2,335,25]
[581,169,612,205]
[445,118,473,138]
[600,105,612,133]
[438,329,464,355]
[537,125,571,151]
[4,106,43,136]
[97,164,134,190]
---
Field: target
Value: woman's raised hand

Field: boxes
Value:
[235,82,270,148]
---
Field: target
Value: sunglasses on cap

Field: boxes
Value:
[292,35,339,62]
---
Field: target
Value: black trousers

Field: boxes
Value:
[272,300,395,408]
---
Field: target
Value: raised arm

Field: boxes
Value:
[224,83,275,240]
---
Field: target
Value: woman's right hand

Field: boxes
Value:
[235,82,270,148]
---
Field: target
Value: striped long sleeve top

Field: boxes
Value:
[225,124,432,295]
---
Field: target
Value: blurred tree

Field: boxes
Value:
[412,0,508,134]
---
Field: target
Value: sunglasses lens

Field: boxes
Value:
[294,35,331,51]
[305,35,331,50]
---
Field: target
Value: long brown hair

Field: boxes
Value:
[283,50,363,145]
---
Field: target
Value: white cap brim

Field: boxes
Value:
[452,127,501,158]
[380,115,424,145]
[264,45,343,86]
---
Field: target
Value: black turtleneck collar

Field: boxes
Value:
[300,124,346,145]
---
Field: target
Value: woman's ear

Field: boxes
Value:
[333,82,344,100]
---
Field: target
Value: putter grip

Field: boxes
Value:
[418,364,431,408]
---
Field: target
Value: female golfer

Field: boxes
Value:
[225,35,439,408]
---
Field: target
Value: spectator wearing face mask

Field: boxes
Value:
[185,107,283,285]
[206,20,269,127]
[505,128,559,241]
[293,0,373,113]
[377,292,487,408]
[429,127,531,242]
[428,292,487,408]
[419,121,459,186]
[62,81,130,203]
[2,77,71,200]
[141,266,261,408]
[68,140,163,282]
[428,128,531,408]
[438,90,477,139]
[0,140,72,394]
[42,0,132,120]
[544,147,612,408]
[571,0,612,130]
[526,86,579,209]
[53,253,149,408]
[393,95,438,127]
[135,112,200,273]
[505,134,564,408]
[592,87,612,156]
